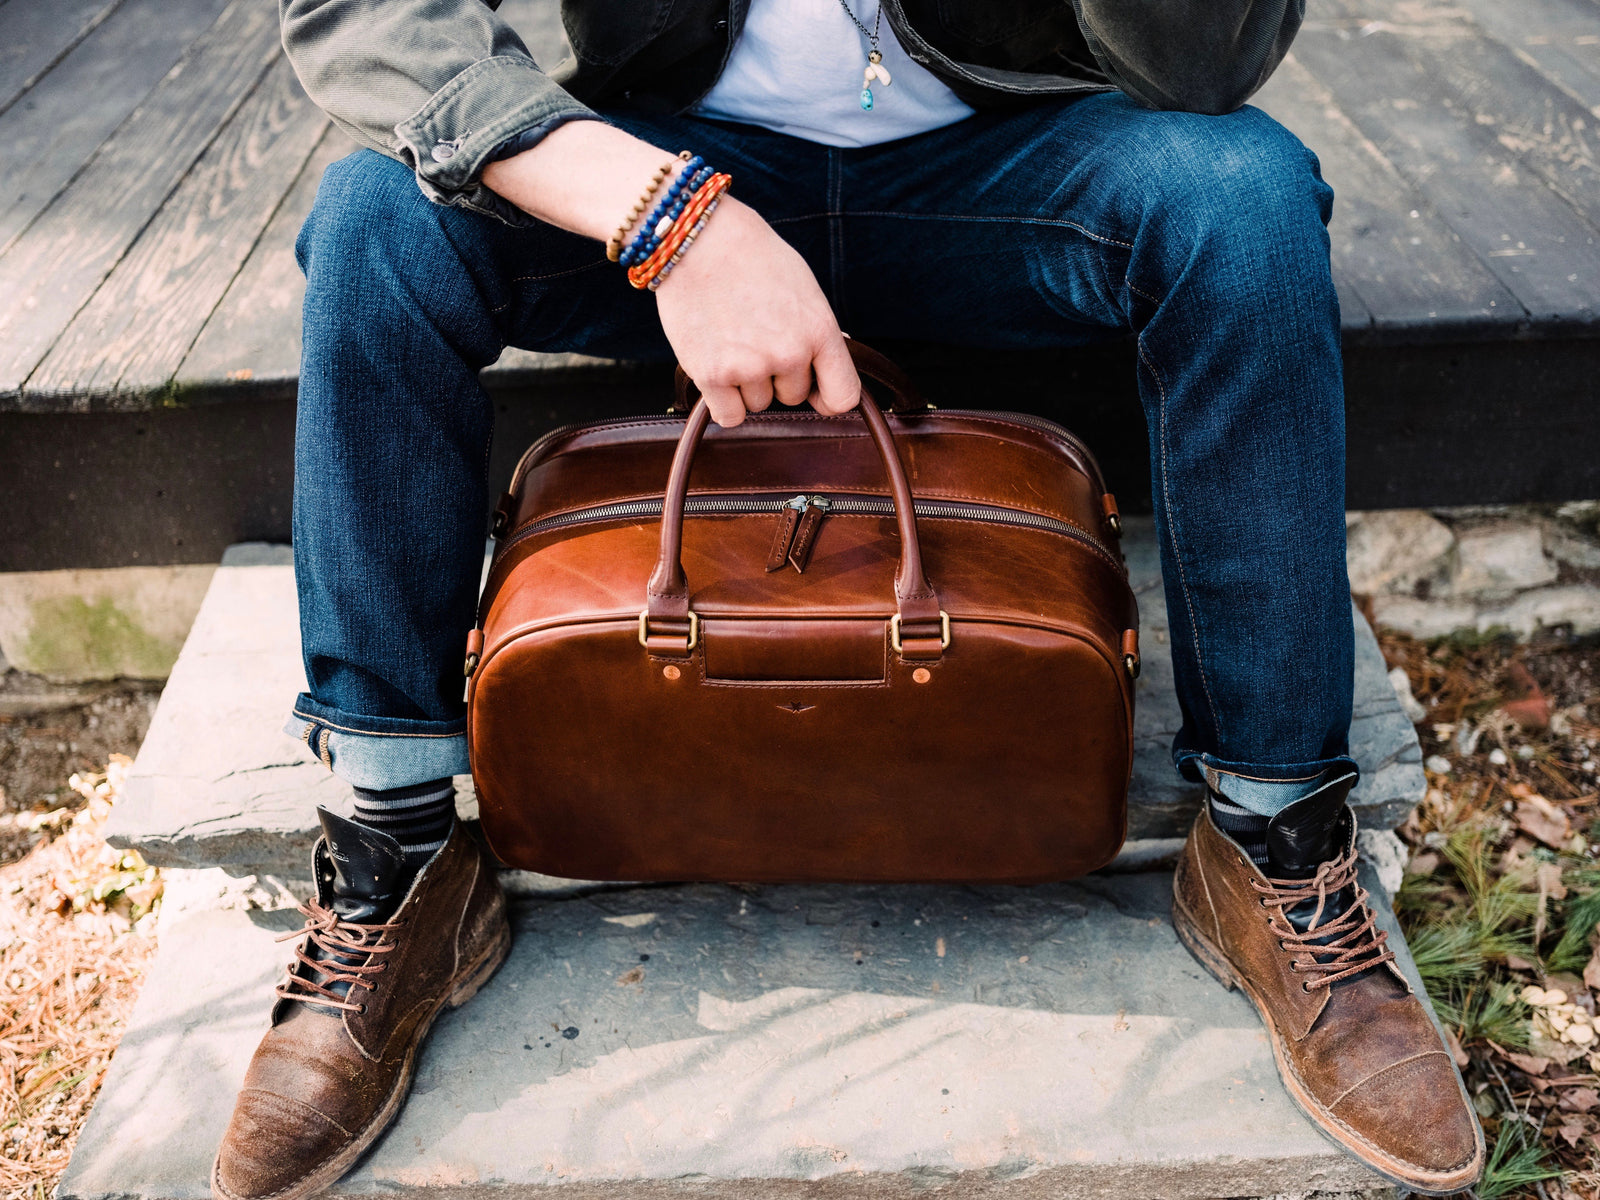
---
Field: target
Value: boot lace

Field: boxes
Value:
[274,900,403,1013]
[1249,847,1396,991]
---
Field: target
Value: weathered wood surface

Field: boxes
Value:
[0,0,1596,413]
[0,0,280,401]
[26,57,328,406]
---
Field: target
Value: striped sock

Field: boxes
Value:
[350,778,456,871]
[1208,792,1271,867]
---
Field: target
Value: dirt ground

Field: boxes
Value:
[0,676,159,866]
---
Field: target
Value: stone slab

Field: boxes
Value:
[0,561,215,681]
[106,525,1424,876]
[58,867,1413,1200]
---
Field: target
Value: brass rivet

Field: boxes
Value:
[912,668,931,684]
[663,665,681,680]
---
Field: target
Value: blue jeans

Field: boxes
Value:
[289,93,1357,806]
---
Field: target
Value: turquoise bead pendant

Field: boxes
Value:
[860,86,874,110]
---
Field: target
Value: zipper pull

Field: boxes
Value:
[787,495,831,574]
[766,494,811,573]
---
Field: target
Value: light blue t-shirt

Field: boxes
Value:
[695,0,976,148]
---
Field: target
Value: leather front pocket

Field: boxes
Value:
[701,618,886,683]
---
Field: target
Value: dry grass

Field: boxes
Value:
[0,756,161,1200]
[1384,630,1600,1200]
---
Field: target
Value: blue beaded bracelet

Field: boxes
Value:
[621,161,713,266]
[621,164,713,266]
[620,156,702,265]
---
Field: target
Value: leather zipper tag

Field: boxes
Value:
[788,504,828,573]
[766,501,805,572]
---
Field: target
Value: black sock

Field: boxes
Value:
[350,778,456,872]
[1208,791,1270,867]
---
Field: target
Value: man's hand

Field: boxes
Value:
[481,121,858,427]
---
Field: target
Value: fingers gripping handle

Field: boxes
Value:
[643,396,947,660]
[670,339,928,415]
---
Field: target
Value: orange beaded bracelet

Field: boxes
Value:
[627,173,732,290]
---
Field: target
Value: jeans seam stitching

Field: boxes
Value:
[291,709,466,739]
[490,260,612,312]
[1136,332,1223,747]
[840,210,1136,250]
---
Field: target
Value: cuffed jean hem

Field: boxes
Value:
[1178,751,1361,817]
[285,695,471,790]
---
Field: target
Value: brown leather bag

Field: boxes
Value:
[467,343,1139,883]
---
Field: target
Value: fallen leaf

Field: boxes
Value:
[1559,1087,1600,1113]
[1445,1026,1470,1068]
[1507,1051,1552,1076]
[1584,951,1600,995]
[615,966,645,986]
[1503,662,1551,732]
[1537,862,1570,943]
[1558,1121,1589,1148]
[1507,954,1540,973]
[1407,851,1440,876]
[1519,797,1573,849]
[1540,862,1570,902]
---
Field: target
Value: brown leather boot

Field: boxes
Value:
[1172,776,1484,1195]
[213,808,510,1200]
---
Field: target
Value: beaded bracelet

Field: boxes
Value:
[626,176,725,288]
[606,151,691,264]
[645,199,721,292]
[627,173,732,290]
[621,164,714,267]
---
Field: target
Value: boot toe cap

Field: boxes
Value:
[214,1088,355,1200]
[1330,1051,1483,1185]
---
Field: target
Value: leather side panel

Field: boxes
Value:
[469,619,1130,883]
[701,618,886,682]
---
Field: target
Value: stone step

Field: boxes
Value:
[103,521,1424,879]
[57,862,1413,1200]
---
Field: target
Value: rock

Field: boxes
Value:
[1543,518,1600,571]
[1369,595,1479,640]
[1357,828,1407,899]
[1345,510,1454,596]
[1424,755,1453,775]
[1446,521,1557,602]
[0,564,215,682]
[1477,585,1600,640]
[59,869,1422,1200]
[1386,667,1426,724]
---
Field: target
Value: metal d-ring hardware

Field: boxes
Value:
[638,610,699,652]
[1124,653,1141,679]
[890,611,951,654]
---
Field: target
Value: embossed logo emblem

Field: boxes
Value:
[779,701,816,714]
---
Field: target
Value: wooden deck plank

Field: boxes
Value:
[1292,9,1600,326]
[1450,0,1600,116]
[1317,0,1600,240]
[1255,55,1521,332]
[175,126,354,401]
[25,57,328,407]
[0,0,122,115]
[0,0,281,402]
[0,0,234,257]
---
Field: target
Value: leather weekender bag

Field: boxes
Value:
[467,343,1140,884]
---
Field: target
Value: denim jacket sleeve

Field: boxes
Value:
[279,0,599,223]
[1066,0,1302,113]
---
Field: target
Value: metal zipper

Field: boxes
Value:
[507,408,1111,502]
[497,490,1122,571]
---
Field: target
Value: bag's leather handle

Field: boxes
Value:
[643,385,947,660]
[670,339,927,415]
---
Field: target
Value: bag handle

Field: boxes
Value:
[669,338,929,415]
[642,381,948,661]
